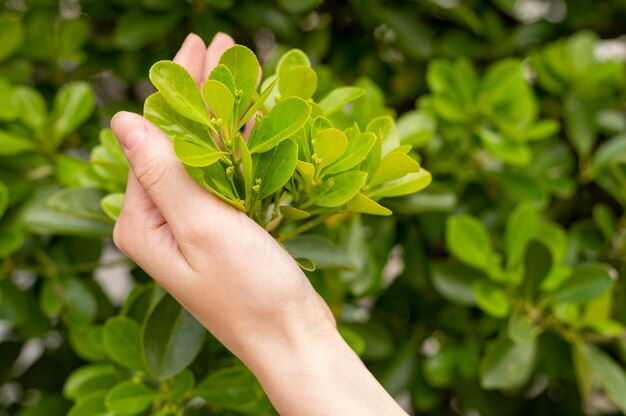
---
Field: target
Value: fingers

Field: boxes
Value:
[114,172,193,281]
[203,32,236,83]
[174,33,207,86]
[111,111,212,241]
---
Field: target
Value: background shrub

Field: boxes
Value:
[0,0,625,415]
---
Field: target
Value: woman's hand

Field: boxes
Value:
[111,33,407,416]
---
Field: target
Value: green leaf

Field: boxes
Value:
[0,130,36,156]
[149,61,213,126]
[0,14,23,62]
[103,317,145,371]
[522,240,552,299]
[101,193,124,221]
[0,181,8,219]
[144,92,217,150]
[312,171,368,208]
[209,64,236,94]
[366,169,431,199]
[20,187,114,237]
[63,364,117,400]
[279,205,310,221]
[173,136,225,167]
[551,263,614,304]
[430,262,480,306]
[47,188,110,223]
[113,11,180,51]
[480,336,536,390]
[281,66,317,99]
[282,235,355,270]
[564,94,596,156]
[346,193,391,216]
[325,132,377,175]
[239,135,253,203]
[143,294,206,379]
[68,325,108,362]
[237,76,279,130]
[42,275,97,327]
[0,79,18,121]
[248,97,311,153]
[366,116,400,157]
[319,86,366,115]
[508,310,535,344]
[578,342,626,413]
[50,81,95,145]
[105,381,156,415]
[313,128,348,171]
[67,392,108,416]
[202,79,234,124]
[369,152,420,187]
[276,49,310,77]
[505,202,540,269]
[169,370,195,402]
[195,366,264,410]
[218,45,259,119]
[477,127,531,166]
[446,215,496,274]
[0,222,24,257]
[15,86,47,135]
[277,48,316,99]
[252,139,298,200]
[472,279,510,318]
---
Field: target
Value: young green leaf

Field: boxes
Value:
[149,60,213,126]
[369,151,420,187]
[248,97,311,153]
[313,128,348,171]
[209,64,236,94]
[218,45,259,119]
[173,136,225,167]
[144,92,217,150]
[0,181,8,219]
[252,139,298,200]
[202,79,234,124]
[281,66,318,100]
[320,86,366,115]
[367,169,431,199]
[101,193,124,221]
[280,205,311,221]
[238,135,253,203]
[312,170,368,208]
[346,193,392,216]
[324,132,377,175]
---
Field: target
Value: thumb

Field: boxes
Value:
[111,111,209,235]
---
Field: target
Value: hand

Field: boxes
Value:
[111,33,406,416]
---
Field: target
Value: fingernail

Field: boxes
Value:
[111,112,147,153]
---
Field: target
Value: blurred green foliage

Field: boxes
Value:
[0,0,625,415]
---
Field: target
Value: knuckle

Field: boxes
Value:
[133,150,168,192]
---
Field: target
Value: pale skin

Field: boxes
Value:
[111,32,407,416]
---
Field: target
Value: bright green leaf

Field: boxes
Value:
[105,381,156,415]
[149,61,213,126]
[248,97,311,153]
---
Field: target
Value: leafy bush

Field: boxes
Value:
[0,1,625,415]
